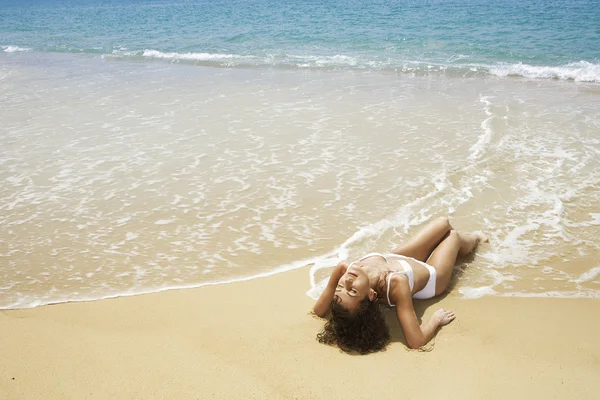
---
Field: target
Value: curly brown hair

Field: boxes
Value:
[316,296,390,354]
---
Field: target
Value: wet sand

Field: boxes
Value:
[1,267,598,399]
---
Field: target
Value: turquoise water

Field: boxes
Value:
[1,0,599,79]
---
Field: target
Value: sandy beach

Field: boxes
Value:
[1,267,598,399]
[2,53,598,400]
[2,1,600,399]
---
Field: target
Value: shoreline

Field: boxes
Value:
[5,267,600,311]
[0,253,328,310]
[1,266,598,399]
[3,46,600,84]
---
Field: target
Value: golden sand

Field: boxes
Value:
[1,267,598,399]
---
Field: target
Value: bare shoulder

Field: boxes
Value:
[389,272,410,289]
[388,273,412,305]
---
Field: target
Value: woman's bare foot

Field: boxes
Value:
[457,231,488,256]
[475,232,489,244]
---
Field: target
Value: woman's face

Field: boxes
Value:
[334,264,371,311]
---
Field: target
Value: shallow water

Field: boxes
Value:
[1,50,599,308]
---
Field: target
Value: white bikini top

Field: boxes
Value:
[357,252,415,306]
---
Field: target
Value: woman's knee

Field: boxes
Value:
[434,216,452,233]
[446,230,461,248]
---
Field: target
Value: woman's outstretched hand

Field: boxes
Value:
[433,309,456,326]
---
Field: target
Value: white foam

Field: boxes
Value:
[155,219,175,225]
[6,176,23,184]
[125,232,138,241]
[459,285,498,299]
[171,195,182,205]
[574,267,600,284]
[468,95,494,161]
[459,268,507,299]
[2,45,31,53]
[489,61,600,82]
[498,290,600,299]
[288,54,358,67]
[502,223,540,247]
[142,49,247,61]
[589,213,600,226]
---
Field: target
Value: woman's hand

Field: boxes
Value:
[433,309,456,326]
[331,261,348,281]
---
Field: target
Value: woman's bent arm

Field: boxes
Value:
[392,279,455,349]
[313,262,347,317]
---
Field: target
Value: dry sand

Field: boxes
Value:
[1,267,599,399]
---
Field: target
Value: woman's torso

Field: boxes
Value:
[355,254,432,302]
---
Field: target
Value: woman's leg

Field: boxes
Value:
[392,216,453,262]
[427,230,487,295]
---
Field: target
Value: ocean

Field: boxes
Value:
[1,0,599,309]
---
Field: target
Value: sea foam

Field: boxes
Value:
[142,49,248,61]
[2,45,31,53]
[489,61,600,82]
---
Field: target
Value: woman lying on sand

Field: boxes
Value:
[314,217,487,353]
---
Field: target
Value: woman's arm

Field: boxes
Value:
[392,277,455,349]
[313,262,348,317]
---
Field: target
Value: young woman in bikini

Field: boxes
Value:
[313,216,487,353]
